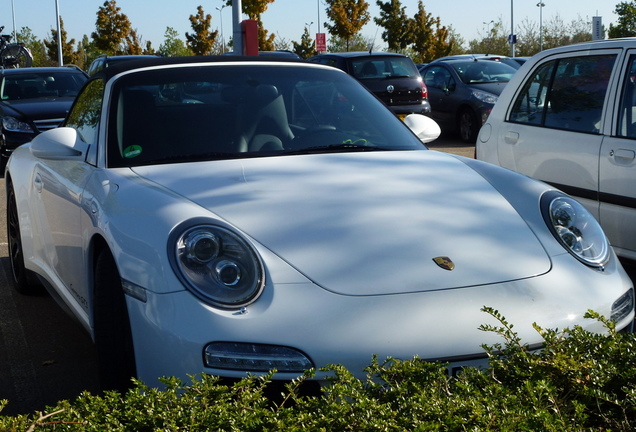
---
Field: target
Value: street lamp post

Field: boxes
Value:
[510,0,515,57]
[537,1,545,52]
[305,21,313,35]
[483,20,494,52]
[55,0,63,65]
[216,4,227,53]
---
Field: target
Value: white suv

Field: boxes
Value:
[477,38,636,262]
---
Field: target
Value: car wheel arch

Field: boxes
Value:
[90,238,137,391]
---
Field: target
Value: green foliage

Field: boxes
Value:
[292,28,317,59]
[374,0,413,51]
[91,0,132,55]
[185,6,218,56]
[43,16,80,66]
[324,0,371,51]
[158,27,193,57]
[2,309,636,431]
[409,0,453,63]
[609,1,636,38]
[15,27,51,67]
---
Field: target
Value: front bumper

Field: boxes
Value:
[389,100,432,115]
[1,131,35,158]
[126,252,633,387]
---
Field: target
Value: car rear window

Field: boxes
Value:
[351,57,419,79]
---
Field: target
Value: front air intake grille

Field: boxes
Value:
[33,118,64,132]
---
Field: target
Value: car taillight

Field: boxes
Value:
[421,82,428,99]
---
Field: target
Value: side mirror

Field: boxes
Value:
[30,127,89,160]
[403,114,441,144]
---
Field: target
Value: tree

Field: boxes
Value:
[125,28,143,55]
[467,19,510,55]
[609,1,636,38]
[374,0,413,52]
[16,27,50,67]
[324,0,371,51]
[292,27,317,59]
[410,1,453,63]
[327,34,375,52]
[186,5,218,55]
[43,17,80,66]
[91,0,132,55]
[158,27,193,57]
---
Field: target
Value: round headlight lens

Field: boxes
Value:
[543,193,609,267]
[173,225,264,308]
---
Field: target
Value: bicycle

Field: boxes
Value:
[0,26,33,68]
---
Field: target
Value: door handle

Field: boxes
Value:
[610,149,636,164]
[504,131,519,145]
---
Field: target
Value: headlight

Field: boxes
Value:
[2,116,33,133]
[170,223,264,308]
[541,192,609,267]
[472,90,498,105]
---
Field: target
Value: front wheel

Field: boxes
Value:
[6,183,41,294]
[457,109,479,143]
[93,249,137,392]
[1,45,33,68]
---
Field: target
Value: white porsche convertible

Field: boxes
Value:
[6,56,634,391]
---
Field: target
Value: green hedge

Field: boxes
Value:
[1,308,635,431]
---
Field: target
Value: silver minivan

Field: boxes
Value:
[477,38,636,262]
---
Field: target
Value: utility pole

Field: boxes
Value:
[55,0,63,65]
[232,0,243,55]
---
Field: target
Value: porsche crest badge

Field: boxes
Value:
[433,256,455,271]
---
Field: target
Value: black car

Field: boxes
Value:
[87,54,161,76]
[0,66,88,159]
[307,52,431,118]
[420,59,517,142]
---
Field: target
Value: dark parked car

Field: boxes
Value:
[0,66,88,159]
[307,52,431,118]
[432,54,524,70]
[420,59,517,142]
[87,54,161,76]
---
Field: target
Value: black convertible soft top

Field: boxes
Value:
[93,55,305,82]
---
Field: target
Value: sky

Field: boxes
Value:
[7,0,619,50]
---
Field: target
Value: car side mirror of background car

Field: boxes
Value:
[30,127,89,160]
[403,114,441,144]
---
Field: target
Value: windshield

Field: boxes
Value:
[451,61,517,84]
[1,71,87,101]
[107,64,425,168]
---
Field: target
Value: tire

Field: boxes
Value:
[1,45,33,68]
[458,108,479,143]
[93,249,137,392]
[6,183,42,295]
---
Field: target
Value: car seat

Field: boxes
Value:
[234,84,294,152]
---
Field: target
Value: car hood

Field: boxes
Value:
[2,98,75,119]
[133,151,551,296]
[468,81,508,96]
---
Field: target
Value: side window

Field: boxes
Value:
[617,55,636,138]
[510,61,554,126]
[510,54,616,134]
[65,79,104,147]
[423,66,451,90]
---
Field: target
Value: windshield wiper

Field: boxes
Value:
[138,151,238,165]
[281,143,388,155]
